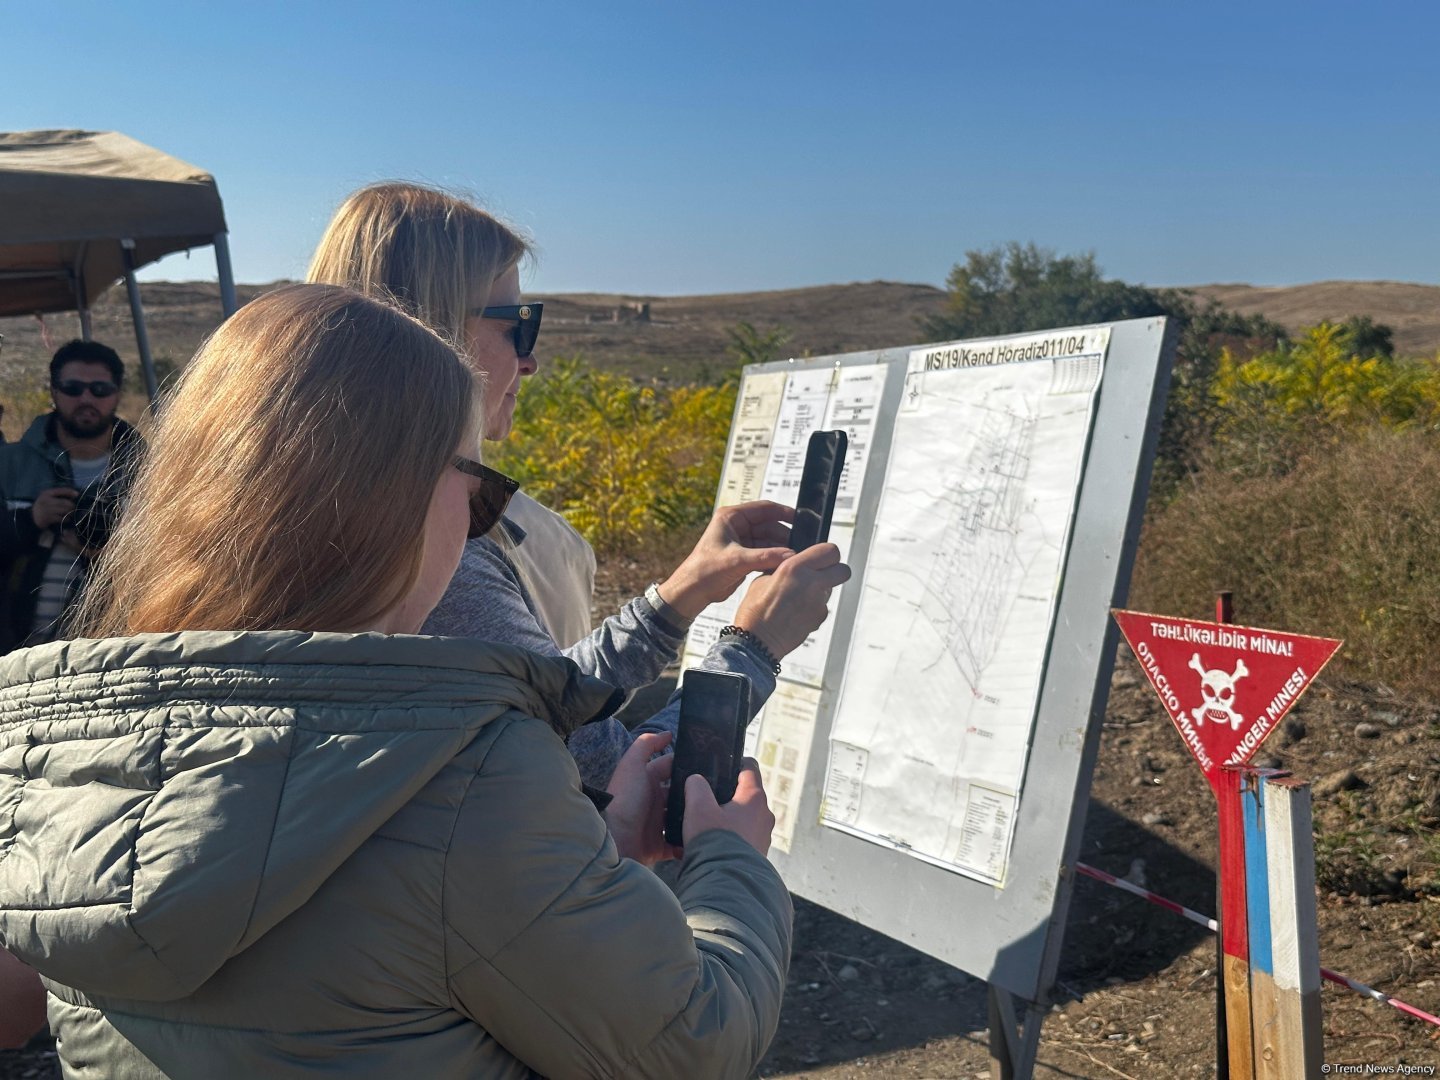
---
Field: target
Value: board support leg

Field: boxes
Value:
[987,985,1044,1080]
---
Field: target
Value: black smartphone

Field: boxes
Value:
[663,669,751,847]
[789,429,849,551]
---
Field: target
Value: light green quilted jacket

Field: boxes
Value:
[0,632,792,1079]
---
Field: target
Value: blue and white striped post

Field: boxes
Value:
[1263,775,1323,1074]
[1241,770,1280,1078]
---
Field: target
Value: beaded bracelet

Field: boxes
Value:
[718,624,782,676]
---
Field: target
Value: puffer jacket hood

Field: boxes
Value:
[0,631,621,1004]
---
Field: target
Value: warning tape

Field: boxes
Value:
[1075,861,1218,932]
[1074,861,1440,1028]
[1318,967,1440,1027]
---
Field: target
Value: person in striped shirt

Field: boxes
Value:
[0,339,142,652]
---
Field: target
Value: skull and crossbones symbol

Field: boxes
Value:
[1188,653,1249,731]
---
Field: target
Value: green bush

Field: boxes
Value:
[488,357,735,554]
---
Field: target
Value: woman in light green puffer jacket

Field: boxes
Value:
[0,284,793,1079]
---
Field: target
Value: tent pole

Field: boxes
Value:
[213,231,238,317]
[121,240,159,401]
[71,243,93,340]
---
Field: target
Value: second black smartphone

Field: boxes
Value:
[789,429,849,551]
[663,669,750,847]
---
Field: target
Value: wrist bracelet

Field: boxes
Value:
[719,624,782,677]
[644,581,693,632]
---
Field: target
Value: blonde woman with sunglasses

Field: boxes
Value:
[308,183,849,791]
[0,284,796,1078]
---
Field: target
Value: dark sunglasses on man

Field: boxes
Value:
[54,379,119,399]
[475,303,543,359]
[452,456,520,538]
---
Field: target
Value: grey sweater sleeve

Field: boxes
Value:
[628,640,777,741]
[422,536,779,788]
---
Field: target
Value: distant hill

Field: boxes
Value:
[1,278,1435,415]
[1188,281,1440,357]
[0,281,950,392]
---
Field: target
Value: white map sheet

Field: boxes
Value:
[820,328,1109,885]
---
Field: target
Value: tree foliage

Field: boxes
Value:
[1337,314,1395,359]
[922,243,1174,341]
[923,243,1288,491]
[724,321,791,371]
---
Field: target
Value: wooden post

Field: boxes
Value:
[1243,771,1283,1080]
[1263,776,1324,1074]
[1217,766,1255,1079]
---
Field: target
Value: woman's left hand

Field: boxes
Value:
[603,732,682,867]
[656,501,795,619]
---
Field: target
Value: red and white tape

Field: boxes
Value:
[1074,861,1440,1028]
[1075,861,1218,932]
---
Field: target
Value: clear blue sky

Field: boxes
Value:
[4,0,1437,295]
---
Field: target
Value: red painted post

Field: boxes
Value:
[1214,591,1253,1078]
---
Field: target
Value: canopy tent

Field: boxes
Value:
[0,129,237,398]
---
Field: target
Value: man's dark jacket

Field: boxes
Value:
[0,414,143,652]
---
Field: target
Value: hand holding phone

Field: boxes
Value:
[789,429,848,551]
[681,759,775,856]
[664,669,750,847]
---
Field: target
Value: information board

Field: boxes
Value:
[682,317,1174,1005]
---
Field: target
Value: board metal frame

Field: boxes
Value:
[730,316,1175,1006]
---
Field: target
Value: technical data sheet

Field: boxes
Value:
[821,327,1110,886]
[718,371,787,507]
[778,524,853,688]
[822,364,887,526]
[760,367,839,506]
[685,363,885,689]
[684,371,788,671]
[751,681,824,853]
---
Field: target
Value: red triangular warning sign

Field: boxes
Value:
[1112,609,1342,789]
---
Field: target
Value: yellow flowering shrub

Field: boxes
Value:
[488,357,736,553]
[1210,322,1440,468]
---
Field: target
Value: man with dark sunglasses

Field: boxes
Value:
[0,339,143,653]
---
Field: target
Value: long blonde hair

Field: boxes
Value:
[75,284,479,636]
[306,181,535,593]
[306,182,531,348]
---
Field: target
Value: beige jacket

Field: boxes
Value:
[504,491,596,648]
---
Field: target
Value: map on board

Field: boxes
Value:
[819,328,1110,885]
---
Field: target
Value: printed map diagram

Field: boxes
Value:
[822,339,1106,885]
[922,406,1038,694]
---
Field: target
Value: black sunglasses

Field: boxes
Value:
[54,379,119,399]
[452,456,520,538]
[475,302,543,359]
